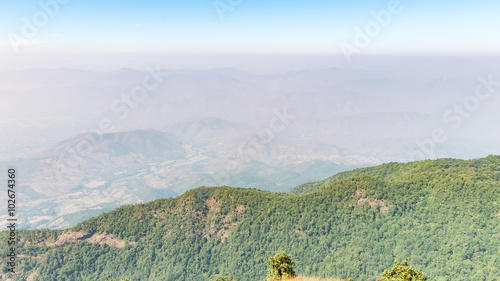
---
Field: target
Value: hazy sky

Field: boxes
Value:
[1,0,499,71]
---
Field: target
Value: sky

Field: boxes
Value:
[0,0,499,72]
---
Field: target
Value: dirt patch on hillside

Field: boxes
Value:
[86,233,127,249]
[23,230,87,246]
[357,198,392,213]
[236,205,246,214]
[17,255,41,260]
[355,189,368,197]
[294,229,307,238]
[353,188,391,213]
[0,273,14,281]
[21,230,130,249]
[222,205,246,223]
[218,223,238,242]
[205,197,220,213]
[202,204,246,242]
[55,231,87,246]
[223,212,233,223]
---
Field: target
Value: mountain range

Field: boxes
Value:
[1,156,499,280]
[1,67,500,229]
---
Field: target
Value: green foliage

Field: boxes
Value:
[380,258,426,281]
[1,156,499,280]
[266,251,297,280]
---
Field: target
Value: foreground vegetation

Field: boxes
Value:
[110,252,426,281]
[1,156,500,280]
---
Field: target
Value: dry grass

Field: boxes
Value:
[267,276,344,281]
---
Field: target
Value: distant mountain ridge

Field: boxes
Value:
[45,129,186,169]
[5,126,358,229]
[2,66,500,230]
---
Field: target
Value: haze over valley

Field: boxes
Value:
[1,65,500,229]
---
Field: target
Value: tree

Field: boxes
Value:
[266,251,297,280]
[379,258,426,281]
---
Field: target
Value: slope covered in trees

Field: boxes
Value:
[2,156,500,280]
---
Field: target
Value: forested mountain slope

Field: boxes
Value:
[2,156,500,281]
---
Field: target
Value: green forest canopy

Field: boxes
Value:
[1,156,499,280]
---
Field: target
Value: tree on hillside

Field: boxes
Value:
[379,258,426,281]
[266,251,297,280]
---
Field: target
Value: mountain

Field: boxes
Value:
[5,130,185,229]
[3,67,500,230]
[2,156,499,281]
[45,129,186,170]
[3,67,499,162]
[2,125,358,229]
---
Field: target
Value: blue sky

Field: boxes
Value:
[0,0,499,71]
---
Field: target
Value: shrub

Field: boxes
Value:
[266,251,297,280]
[379,258,426,281]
